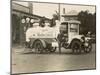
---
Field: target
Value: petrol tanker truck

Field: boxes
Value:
[25,20,92,54]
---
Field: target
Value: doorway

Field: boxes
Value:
[12,14,20,44]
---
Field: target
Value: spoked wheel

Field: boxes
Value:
[84,44,92,53]
[34,40,44,54]
[50,47,56,53]
[45,47,56,53]
[71,40,82,54]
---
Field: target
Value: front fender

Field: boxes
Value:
[68,35,84,44]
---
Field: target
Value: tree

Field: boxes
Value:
[78,11,96,35]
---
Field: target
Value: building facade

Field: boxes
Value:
[12,1,50,45]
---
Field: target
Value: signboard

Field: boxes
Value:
[26,26,59,42]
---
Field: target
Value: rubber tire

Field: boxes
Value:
[50,47,56,53]
[84,44,92,53]
[71,40,82,54]
[34,40,44,54]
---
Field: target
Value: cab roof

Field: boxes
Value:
[61,20,81,24]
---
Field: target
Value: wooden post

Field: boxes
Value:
[28,2,33,14]
[58,3,60,21]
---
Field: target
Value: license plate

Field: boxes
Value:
[84,43,89,47]
[52,42,58,47]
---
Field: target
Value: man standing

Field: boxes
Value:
[57,31,64,53]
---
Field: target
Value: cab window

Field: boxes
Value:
[70,23,78,32]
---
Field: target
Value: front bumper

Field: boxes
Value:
[82,41,91,48]
[84,42,89,47]
[52,42,58,47]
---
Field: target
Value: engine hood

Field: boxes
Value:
[72,35,84,39]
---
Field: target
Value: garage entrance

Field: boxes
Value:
[12,14,20,44]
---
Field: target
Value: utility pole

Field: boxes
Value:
[58,3,60,21]
[63,8,65,14]
[28,2,33,14]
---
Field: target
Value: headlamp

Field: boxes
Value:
[81,36,85,42]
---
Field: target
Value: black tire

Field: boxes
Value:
[84,44,92,53]
[33,40,44,54]
[50,47,56,53]
[71,40,82,54]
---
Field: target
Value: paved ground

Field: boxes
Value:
[11,44,96,74]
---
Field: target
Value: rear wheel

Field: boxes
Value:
[34,40,44,54]
[71,40,82,54]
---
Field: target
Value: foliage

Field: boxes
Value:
[78,11,96,35]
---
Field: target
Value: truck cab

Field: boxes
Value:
[59,20,92,53]
[60,20,80,43]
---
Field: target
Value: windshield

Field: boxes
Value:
[70,23,78,32]
[60,22,68,33]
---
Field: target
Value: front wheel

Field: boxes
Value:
[83,44,92,53]
[71,40,82,54]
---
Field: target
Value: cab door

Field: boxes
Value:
[68,23,79,41]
